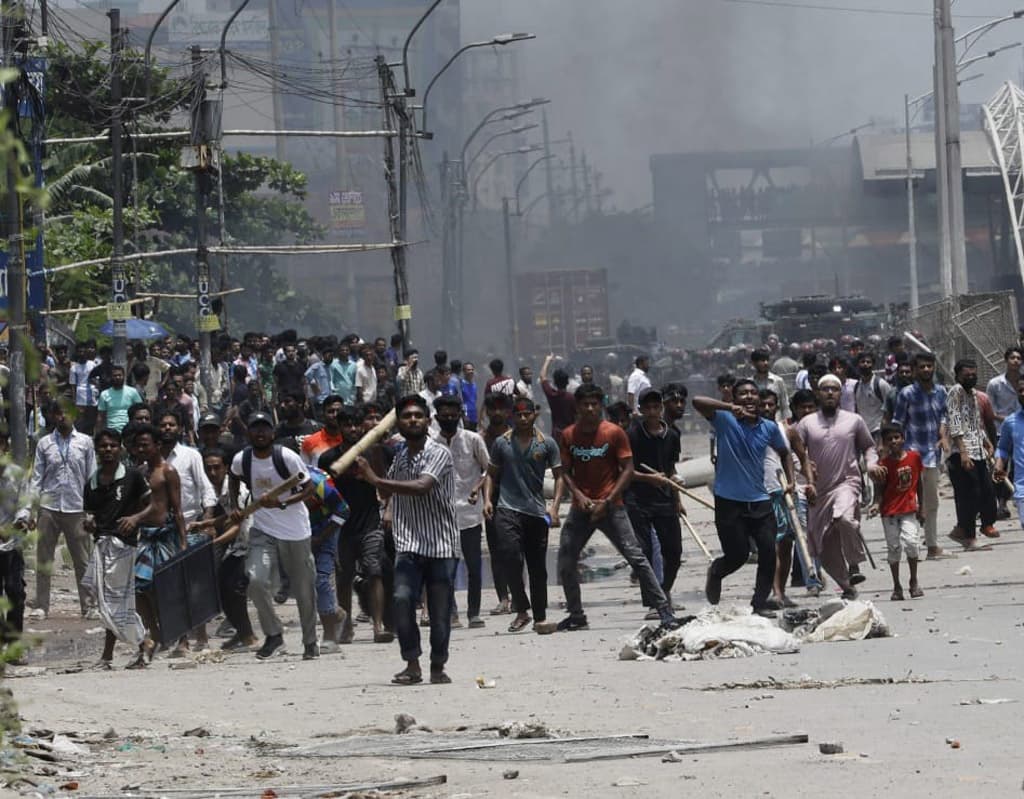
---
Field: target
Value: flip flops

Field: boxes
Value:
[429,671,452,684]
[508,615,532,633]
[391,670,423,685]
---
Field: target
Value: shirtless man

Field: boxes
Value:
[120,424,185,668]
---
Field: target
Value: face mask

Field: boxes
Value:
[960,376,978,391]
[437,418,460,435]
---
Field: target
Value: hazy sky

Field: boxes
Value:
[462,0,1024,210]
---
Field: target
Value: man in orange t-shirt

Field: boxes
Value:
[300,396,345,466]
[553,384,677,631]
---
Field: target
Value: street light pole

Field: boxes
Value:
[941,0,968,296]
[502,197,518,361]
[418,33,535,136]
[934,0,953,298]
[905,93,919,310]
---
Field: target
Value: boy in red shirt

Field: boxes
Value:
[871,422,925,600]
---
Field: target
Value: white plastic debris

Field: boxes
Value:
[803,600,889,643]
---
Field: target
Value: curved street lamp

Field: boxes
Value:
[459,98,550,172]
[419,33,535,136]
[466,123,538,175]
[515,154,554,215]
[472,145,543,210]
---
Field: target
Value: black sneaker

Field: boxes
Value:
[302,642,320,660]
[555,614,589,632]
[849,571,866,586]
[273,590,289,605]
[705,565,722,605]
[255,634,285,660]
[752,607,777,619]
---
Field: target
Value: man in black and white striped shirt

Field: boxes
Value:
[356,394,459,686]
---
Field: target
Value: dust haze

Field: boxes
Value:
[462,0,1024,210]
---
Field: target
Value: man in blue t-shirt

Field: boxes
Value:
[694,378,796,617]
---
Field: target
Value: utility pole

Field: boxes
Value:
[190,45,217,397]
[377,56,412,349]
[502,197,518,360]
[439,154,457,352]
[940,0,968,296]
[2,0,27,460]
[581,150,592,217]
[568,131,579,225]
[325,0,357,329]
[108,9,129,368]
[933,2,953,297]
[905,93,919,311]
[267,0,286,162]
[541,107,557,227]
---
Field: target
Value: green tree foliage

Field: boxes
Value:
[43,41,337,337]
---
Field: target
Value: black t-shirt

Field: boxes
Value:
[83,466,150,545]
[273,360,306,397]
[275,419,319,453]
[625,420,681,513]
[318,443,393,535]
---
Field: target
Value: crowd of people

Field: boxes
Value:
[1,325,1022,685]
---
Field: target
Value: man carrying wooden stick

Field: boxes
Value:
[230,411,318,661]
[625,388,684,618]
[693,380,794,618]
[355,395,460,686]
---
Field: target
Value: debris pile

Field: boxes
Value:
[620,600,891,661]
[620,606,799,661]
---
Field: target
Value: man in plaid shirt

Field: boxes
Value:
[893,352,950,559]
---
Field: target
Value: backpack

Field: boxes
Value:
[239,443,291,489]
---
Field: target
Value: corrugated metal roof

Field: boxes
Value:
[856,131,1000,181]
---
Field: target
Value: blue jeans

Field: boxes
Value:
[394,553,456,666]
[312,528,340,615]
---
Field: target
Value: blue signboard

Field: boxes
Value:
[0,56,46,317]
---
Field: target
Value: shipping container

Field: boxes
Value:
[517,269,610,355]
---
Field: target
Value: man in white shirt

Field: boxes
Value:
[751,348,789,422]
[69,341,99,434]
[355,343,378,403]
[987,346,1023,426]
[432,395,489,628]
[20,401,96,617]
[626,355,652,411]
[230,411,319,660]
[156,410,217,526]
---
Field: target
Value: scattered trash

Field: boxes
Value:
[498,721,551,740]
[168,660,198,670]
[818,742,844,755]
[957,566,973,576]
[394,714,417,735]
[84,627,105,635]
[611,777,646,787]
[798,600,890,643]
[475,676,497,689]
[621,606,798,661]
[959,698,1017,705]
[946,738,961,749]
[49,736,87,756]
[502,769,519,780]
[58,781,79,790]
[661,750,685,762]
[184,726,210,738]
[102,728,117,740]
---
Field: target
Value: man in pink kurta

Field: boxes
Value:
[796,375,880,597]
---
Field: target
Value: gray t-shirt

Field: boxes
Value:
[490,430,561,518]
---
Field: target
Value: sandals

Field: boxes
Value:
[391,669,423,685]
[429,670,452,684]
[909,584,924,598]
[125,654,148,670]
[890,588,905,601]
[508,615,532,633]
[373,631,395,644]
